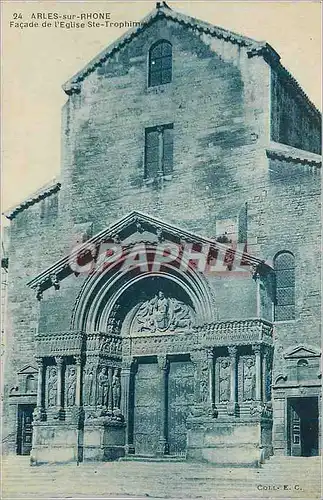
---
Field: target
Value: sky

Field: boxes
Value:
[1,0,322,216]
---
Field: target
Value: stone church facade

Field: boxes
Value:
[3,3,321,466]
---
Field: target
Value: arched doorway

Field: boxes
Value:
[101,274,197,457]
[72,261,215,457]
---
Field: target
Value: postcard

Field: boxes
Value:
[1,1,321,499]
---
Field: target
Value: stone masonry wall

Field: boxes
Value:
[3,14,321,455]
[270,69,321,154]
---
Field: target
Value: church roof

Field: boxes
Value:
[63,2,262,95]
[62,2,320,118]
[26,210,272,295]
[266,142,322,168]
[3,179,61,220]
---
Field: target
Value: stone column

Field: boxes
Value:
[55,356,65,419]
[207,349,216,416]
[255,274,261,318]
[121,357,135,454]
[157,125,164,175]
[252,344,262,401]
[36,357,43,408]
[75,355,82,407]
[227,346,238,416]
[157,355,169,455]
[34,357,46,421]
[262,350,268,402]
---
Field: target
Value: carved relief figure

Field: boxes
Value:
[47,367,57,407]
[200,378,208,403]
[66,366,76,407]
[107,368,113,411]
[243,357,256,401]
[155,291,169,329]
[112,368,121,410]
[219,359,230,402]
[97,367,109,407]
[169,299,192,330]
[84,365,95,406]
[134,291,193,333]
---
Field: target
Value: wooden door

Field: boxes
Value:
[133,363,160,455]
[168,360,194,456]
[17,405,35,455]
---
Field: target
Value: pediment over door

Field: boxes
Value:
[284,345,321,359]
[27,210,271,301]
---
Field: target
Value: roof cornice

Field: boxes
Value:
[62,4,321,120]
[62,4,261,95]
[26,210,272,295]
[266,141,322,167]
[247,42,321,118]
[3,181,61,220]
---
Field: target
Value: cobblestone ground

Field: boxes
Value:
[1,456,321,500]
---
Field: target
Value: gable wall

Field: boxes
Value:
[60,17,271,239]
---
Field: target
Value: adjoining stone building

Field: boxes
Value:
[2,2,321,466]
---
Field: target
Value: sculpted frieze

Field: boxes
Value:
[131,291,194,334]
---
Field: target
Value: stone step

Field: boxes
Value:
[120,454,186,462]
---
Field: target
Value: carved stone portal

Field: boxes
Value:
[132,291,193,333]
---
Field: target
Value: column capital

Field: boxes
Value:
[190,348,207,364]
[74,355,82,365]
[55,356,64,367]
[252,344,261,354]
[35,356,43,367]
[122,356,135,370]
[228,346,237,358]
[206,348,214,361]
[157,355,169,372]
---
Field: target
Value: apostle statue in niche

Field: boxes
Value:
[112,368,121,410]
[243,357,256,401]
[66,366,76,407]
[47,367,57,407]
[98,367,109,407]
[219,359,230,402]
[84,365,95,406]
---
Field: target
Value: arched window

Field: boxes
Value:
[274,251,295,321]
[148,40,172,87]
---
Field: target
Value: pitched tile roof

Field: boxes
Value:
[62,2,321,118]
[62,2,263,94]
[3,179,61,220]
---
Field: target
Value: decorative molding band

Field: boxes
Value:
[35,331,122,359]
[26,210,271,295]
[35,330,84,357]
